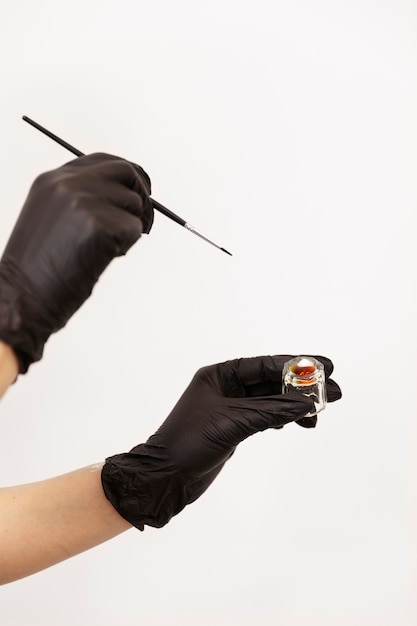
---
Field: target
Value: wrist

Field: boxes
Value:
[0,339,19,397]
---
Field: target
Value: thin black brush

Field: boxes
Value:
[22,116,232,256]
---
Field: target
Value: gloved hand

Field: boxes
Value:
[101,354,342,530]
[0,153,153,373]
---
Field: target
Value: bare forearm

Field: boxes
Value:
[0,340,18,399]
[0,464,132,585]
[0,342,131,584]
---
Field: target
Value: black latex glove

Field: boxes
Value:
[101,354,342,530]
[0,153,153,373]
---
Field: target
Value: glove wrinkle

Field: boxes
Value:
[101,355,341,531]
[0,153,153,373]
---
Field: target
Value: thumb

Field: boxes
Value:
[221,392,315,444]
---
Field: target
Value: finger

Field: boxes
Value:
[326,378,342,403]
[92,182,154,234]
[224,392,315,435]
[92,158,153,233]
[294,376,342,427]
[64,153,152,195]
[306,354,335,378]
[245,355,337,397]
[81,201,144,257]
[295,378,342,427]
[93,156,151,196]
[130,162,152,195]
[295,415,318,429]
[63,153,117,167]
[217,355,294,397]
[64,155,154,234]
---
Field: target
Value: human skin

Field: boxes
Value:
[0,341,341,585]
[0,464,132,585]
[0,340,132,585]
[0,152,153,583]
[0,340,18,398]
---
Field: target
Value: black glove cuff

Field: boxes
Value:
[101,445,192,531]
[0,265,50,373]
[101,442,231,531]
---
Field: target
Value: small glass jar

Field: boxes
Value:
[282,356,327,417]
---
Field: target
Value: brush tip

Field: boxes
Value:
[221,247,233,256]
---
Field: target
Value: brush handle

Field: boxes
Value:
[22,116,232,255]
[150,199,186,227]
[22,116,187,226]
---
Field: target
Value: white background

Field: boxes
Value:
[0,1,416,624]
